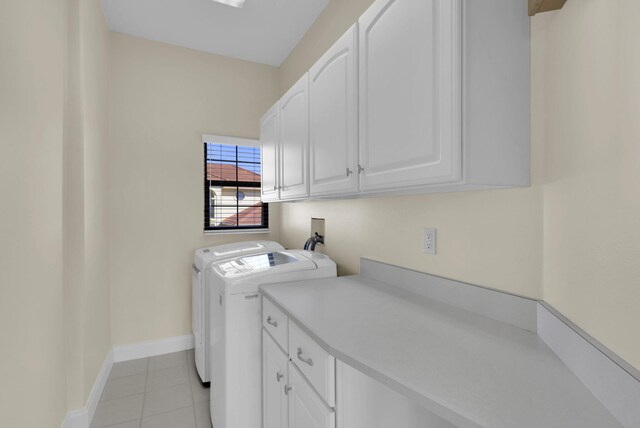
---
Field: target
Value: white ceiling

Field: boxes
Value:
[102,0,330,66]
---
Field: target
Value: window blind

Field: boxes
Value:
[203,142,268,230]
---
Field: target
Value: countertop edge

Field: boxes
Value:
[260,286,483,428]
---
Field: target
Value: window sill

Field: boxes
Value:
[204,229,270,236]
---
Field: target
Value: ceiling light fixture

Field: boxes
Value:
[211,0,246,8]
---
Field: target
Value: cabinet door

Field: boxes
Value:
[279,73,310,200]
[309,24,358,197]
[263,330,288,428]
[358,0,462,191]
[288,362,335,428]
[260,103,280,202]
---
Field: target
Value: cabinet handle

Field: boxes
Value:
[358,164,365,174]
[266,316,278,327]
[346,168,353,176]
[273,185,277,191]
[284,385,292,395]
[297,347,313,366]
[276,372,284,383]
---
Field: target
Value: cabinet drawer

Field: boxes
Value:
[289,321,335,407]
[263,297,288,351]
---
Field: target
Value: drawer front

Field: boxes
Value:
[289,321,335,407]
[263,297,288,351]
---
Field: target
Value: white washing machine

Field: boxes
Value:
[192,240,283,383]
[208,250,337,428]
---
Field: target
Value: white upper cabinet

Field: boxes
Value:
[279,73,310,200]
[260,104,280,202]
[309,24,359,196]
[260,0,530,200]
[358,0,461,192]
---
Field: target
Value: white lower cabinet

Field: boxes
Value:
[288,322,335,407]
[263,330,289,428]
[288,362,335,428]
[262,300,461,428]
[262,328,335,428]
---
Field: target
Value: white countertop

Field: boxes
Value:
[261,275,621,428]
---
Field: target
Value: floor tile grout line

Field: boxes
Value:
[146,379,192,395]
[99,372,147,404]
[140,357,149,428]
[141,382,195,419]
[147,361,189,373]
[145,365,191,393]
[99,391,145,405]
[140,403,197,425]
[102,416,141,428]
[101,363,191,405]
[107,370,147,382]
[147,351,189,373]
[91,393,146,428]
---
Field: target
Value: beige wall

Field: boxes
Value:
[0,0,112,425]
[0,0,68,426]
[63,0,112,408]
[277,0,544,298]
[279,0,377,93]
[108,34,281,346]
[540,0,640,370]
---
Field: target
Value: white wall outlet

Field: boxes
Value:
[424,228,436,255]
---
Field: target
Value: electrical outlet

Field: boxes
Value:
[424,228,436,255]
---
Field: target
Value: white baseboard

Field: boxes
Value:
[112,334,194,363]
[61,335,194,428]
[61,408,86,428]
[61,349,114,428]
[60,412,72,428]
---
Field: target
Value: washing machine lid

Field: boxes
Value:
[212,250,317,280]
[194,240,284,269]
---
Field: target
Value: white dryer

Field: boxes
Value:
[192,240,283,383]
[208,250,337,428]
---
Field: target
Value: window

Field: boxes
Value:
[203,135,268,231]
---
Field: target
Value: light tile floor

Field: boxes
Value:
[91,349,212,428]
